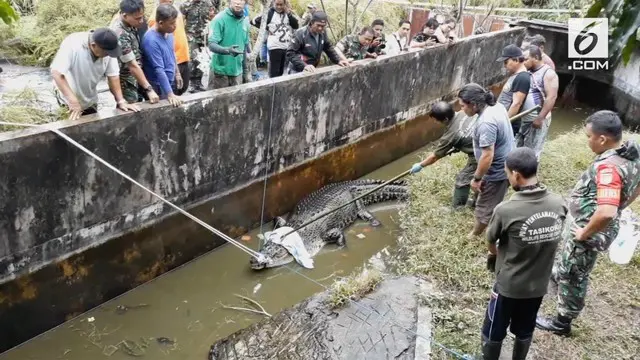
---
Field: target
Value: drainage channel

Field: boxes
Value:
[0,107,589,360]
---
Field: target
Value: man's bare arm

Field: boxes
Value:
[474,146,494,178]
[508,92,526,118]
[539,71,559,119]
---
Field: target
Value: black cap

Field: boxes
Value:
[496,44,523,62]
[91,28,122,58]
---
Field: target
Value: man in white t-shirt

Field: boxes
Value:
[385,20,411,56]
[50,28,140,121]
[250,0,299,77]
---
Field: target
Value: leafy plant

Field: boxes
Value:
[0,0,19,24]
[586,0,640,65]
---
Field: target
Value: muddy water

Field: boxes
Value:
[0,106,591,360]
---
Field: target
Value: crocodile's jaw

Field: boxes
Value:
[250,253,295,270]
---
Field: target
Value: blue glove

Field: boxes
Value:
[410,163,423,174]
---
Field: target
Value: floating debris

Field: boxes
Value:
[115,304,149,315]
[221,294,272,318]
[87,317,95,323]
[241,235,251,242]
[156,337,176,345]
[252,283,262,295]
[356,233,366,239]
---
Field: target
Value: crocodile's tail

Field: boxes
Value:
[351,182,409,206]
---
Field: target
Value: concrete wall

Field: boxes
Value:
[0,28,523,351]
[516,20,640,128]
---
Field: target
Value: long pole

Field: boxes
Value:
[279,105,543,238]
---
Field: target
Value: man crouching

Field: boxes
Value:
[481,147,568,360]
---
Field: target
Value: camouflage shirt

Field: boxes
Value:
[110,17,142,81]
[336,34,369,60]
[569,140,640,251]
[181,0,214,41]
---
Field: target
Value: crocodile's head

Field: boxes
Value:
[249,241,294,270]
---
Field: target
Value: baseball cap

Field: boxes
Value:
[496,44,523,62]
[91,28,122,58]
[307,3,316,9]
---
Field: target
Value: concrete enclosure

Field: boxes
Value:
[0,28,523,351]
[517,19,640,128]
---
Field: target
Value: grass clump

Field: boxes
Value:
[0,88,66,131]
[1,0,155,66]
[397,129,640,359]
[327,266,383,309]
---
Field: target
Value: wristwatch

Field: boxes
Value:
[144,85,153,93]
[473,175,483,182]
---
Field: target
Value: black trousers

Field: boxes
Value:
[173,62,191,95]
[268,49,287,78]
[482,285,543,341]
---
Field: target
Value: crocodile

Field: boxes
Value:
[249,179,408,270]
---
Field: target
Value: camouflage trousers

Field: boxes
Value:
[452,155,478,208]
[550,226,599,320]
[120,75,142,103]
[189,39,206,82]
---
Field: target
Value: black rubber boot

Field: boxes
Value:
[512,337,532,360]
[190,81,205,93]
[481,335,503,360]
[535,314,571,336]
[452,186,471,209]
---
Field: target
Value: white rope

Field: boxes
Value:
[258,79,277,246]
[0,121,265,261]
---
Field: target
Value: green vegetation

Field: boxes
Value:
[327,266,383,309]
[395,129,640,358]
[586,0,639,66]
[0,0,18,24]
[0,88,67,131]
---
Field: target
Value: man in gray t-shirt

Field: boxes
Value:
[470,103,514,235]
[481,148,567,360]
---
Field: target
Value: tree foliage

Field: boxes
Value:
[0,0,18,24]
[586,0,640,65]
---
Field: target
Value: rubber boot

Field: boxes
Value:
[190,81,205,93]
[512,337,532,360]
[452,186,471,210]
[481,335,503,360]
[535,314,571,336]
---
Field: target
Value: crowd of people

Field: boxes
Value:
[49,0,466,119]
[46,2,640,359]
[409,37,640,360]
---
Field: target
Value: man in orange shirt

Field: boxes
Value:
[149,0,191,95]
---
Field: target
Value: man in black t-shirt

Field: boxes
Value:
[496,45,536,135]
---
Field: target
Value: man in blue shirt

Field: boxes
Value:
[142,4,183,106]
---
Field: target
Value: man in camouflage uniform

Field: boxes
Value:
[110,0,159,103]
[335,27,378,61]
[537,110,640,335]
[410,101,479,209]
[181,0,216,92]
[301,4,316,26]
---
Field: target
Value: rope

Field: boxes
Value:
[0,120,266,262]
[258,79,277,247]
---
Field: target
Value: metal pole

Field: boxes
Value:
[279,105,543,238]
